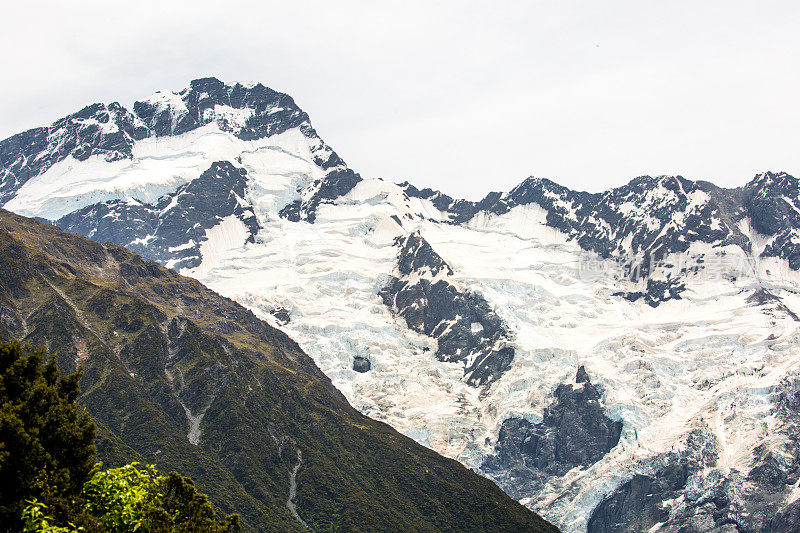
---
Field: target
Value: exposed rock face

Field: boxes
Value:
[586,462,689,533]
[495,176,732,263]
[614,277,687,308]
[278,168,362,223]
[380,232,515,386]
[55,161,259,270]
[588,377,800,533]
[352,355,371,373]
[767,500,800,532]
[586,429,717,533]
[744,172,800,270]
[270,307,291,325]
[746,288,800,321]
[481,367,622,500]
[132,77,309,141]
[398,181,498,222]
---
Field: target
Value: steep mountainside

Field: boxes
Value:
[0,209,554,532]
[3,77,800,532]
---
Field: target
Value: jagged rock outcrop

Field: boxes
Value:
[352,354,371,373]
[588,463,690,533]
[132,77,309,141]
[481,366,622,500]
[747,288,800,321]
[279,168,362,223]
[380,232,515,386]
[270,307,291,325]
[744,172,800,269]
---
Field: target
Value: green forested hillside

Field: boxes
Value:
[0,210,556,532]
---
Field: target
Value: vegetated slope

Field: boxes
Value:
[0,209,556,533]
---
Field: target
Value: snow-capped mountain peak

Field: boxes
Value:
[133,77,310,141]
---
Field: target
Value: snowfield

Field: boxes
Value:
[5,125,322,221]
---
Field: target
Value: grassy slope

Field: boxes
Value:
[0,210,557,532]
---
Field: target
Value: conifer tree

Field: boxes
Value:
[0,340,96,531]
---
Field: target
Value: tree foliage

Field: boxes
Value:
[81,463,163,531]
[79,463,240,532]
[157,471,240,532]
[22,499,80,533]
[0,341,95,531]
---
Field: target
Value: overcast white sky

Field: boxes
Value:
[1,1,798,199]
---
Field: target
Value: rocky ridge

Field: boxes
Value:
[379,232,515,386]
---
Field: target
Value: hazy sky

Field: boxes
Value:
[1,1,798,199]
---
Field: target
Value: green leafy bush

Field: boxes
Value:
[22,463,240,532]
[81,463,163,531]
[79,462,239,532]
[22,499,80,533]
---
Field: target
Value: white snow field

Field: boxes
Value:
[6,116,800,532]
